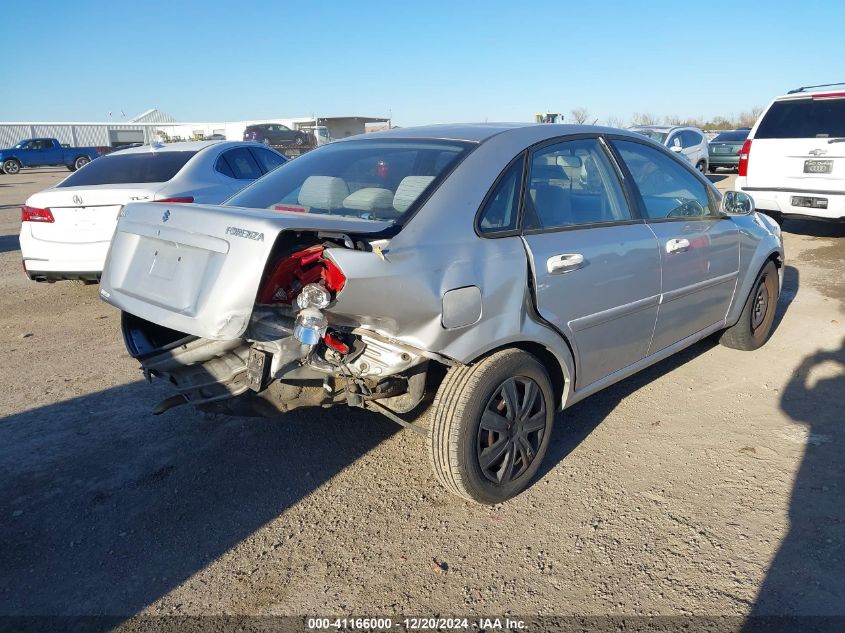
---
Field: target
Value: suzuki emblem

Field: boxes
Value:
[72,195,83,205]
[162,209,171,222]
[809,148,828,156]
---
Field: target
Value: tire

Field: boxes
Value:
[429,348,555,504]
[2,159,20,175]
[66,165,75,172]
[73,156,90,171]
[294,134,305,146]
[709,165,719,173]
[696,160,707,173]
[262,138,271,146]
[720,261,779,351]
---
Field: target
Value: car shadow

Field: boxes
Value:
[539,266,799,480]
[0,379,398,623]
[0,234,20,254]
[707,174,731,184]
[745,336,845,621]
[782,218,845,238]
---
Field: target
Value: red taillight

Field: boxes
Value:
[21,205,54,223]
[257,245,346,304]
[155,196,194,203]
[738,139,752,177]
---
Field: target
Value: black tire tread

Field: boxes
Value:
[720,261,778,350]
[429,349,549,503]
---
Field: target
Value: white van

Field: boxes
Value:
[736,84,845,223]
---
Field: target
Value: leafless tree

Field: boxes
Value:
[630,112,658,126]
[570,107,590,124]
[604,115,624,129]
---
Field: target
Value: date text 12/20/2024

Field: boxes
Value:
[307,617,527,630]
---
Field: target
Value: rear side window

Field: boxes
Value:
[613,140,716,219]
[57,151,197,187]
[756,98,845,138]
[524,138,631,230]
[218,147,262,180]
[251,148,287,173]
[478,156,523,234]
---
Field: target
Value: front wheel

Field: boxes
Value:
[2,159,21,175]
[429,349,555,504]
[720,261,779,351]
[294,134,305,146]
[696,160,707,173]
[73,156,90,171]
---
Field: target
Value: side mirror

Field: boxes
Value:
[670,145,683,153]
[720,190,755,216]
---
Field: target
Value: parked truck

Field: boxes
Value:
[0,138,110,175]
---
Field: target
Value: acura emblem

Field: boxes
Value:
[162,209,171,222]
[72,195,83,205]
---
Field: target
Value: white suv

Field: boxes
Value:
[629,126,709,173]
[736,84,845,223]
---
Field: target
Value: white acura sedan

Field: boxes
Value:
[19,140,287,282]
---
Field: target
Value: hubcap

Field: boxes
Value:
[751,279,770,330]
[477,377,546,484]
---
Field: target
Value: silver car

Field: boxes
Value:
[629,125,710,173]
[99,124,784,504]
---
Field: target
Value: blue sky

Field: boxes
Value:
[2,0,843,126]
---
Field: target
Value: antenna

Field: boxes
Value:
[788,81,845,94]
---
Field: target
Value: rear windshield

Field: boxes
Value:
[756,98,845,139]
[712,130,749,142]
[632,129,668,143]
[225,139,472,223]
[57,151,197,187]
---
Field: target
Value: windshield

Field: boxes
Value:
[632,129,668,143]
[225,139,472,222]
[712,130,749,142]
[756,98,845,139]
[57,151,197,187]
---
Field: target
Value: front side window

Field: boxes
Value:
[225,139,472,223]
[477,155,523,234]
[251,147,286,173]
[57,151,197,187]
[523,138,631,230]
[613,139,716,219]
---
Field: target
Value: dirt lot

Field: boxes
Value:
[0,169,843,622]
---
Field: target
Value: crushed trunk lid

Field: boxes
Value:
[99,202,392,340]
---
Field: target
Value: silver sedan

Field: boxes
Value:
[100,124,784,504]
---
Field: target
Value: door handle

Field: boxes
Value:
[547,253,584,274]
[665,238,690,254]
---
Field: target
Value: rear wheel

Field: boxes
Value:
[720,261,779,351]
[429,349,554,504]
[696,160,707,173]
[73,156,90,171]
[2,159,20,175]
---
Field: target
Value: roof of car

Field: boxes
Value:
[341,122,648,144]
[107,140,263,155]
[776,86,845,100]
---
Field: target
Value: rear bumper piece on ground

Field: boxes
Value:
[737,181,845,222]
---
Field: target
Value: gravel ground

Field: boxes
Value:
[0,169,843,621]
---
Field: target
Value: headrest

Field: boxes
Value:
[393,176,435,213]
[298,176,349,210]
[342,187,394,212]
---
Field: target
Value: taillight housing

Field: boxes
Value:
[738,139,752,177]
[21,205,54,223]
[155,196,194,203]
[257,245,346,305]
